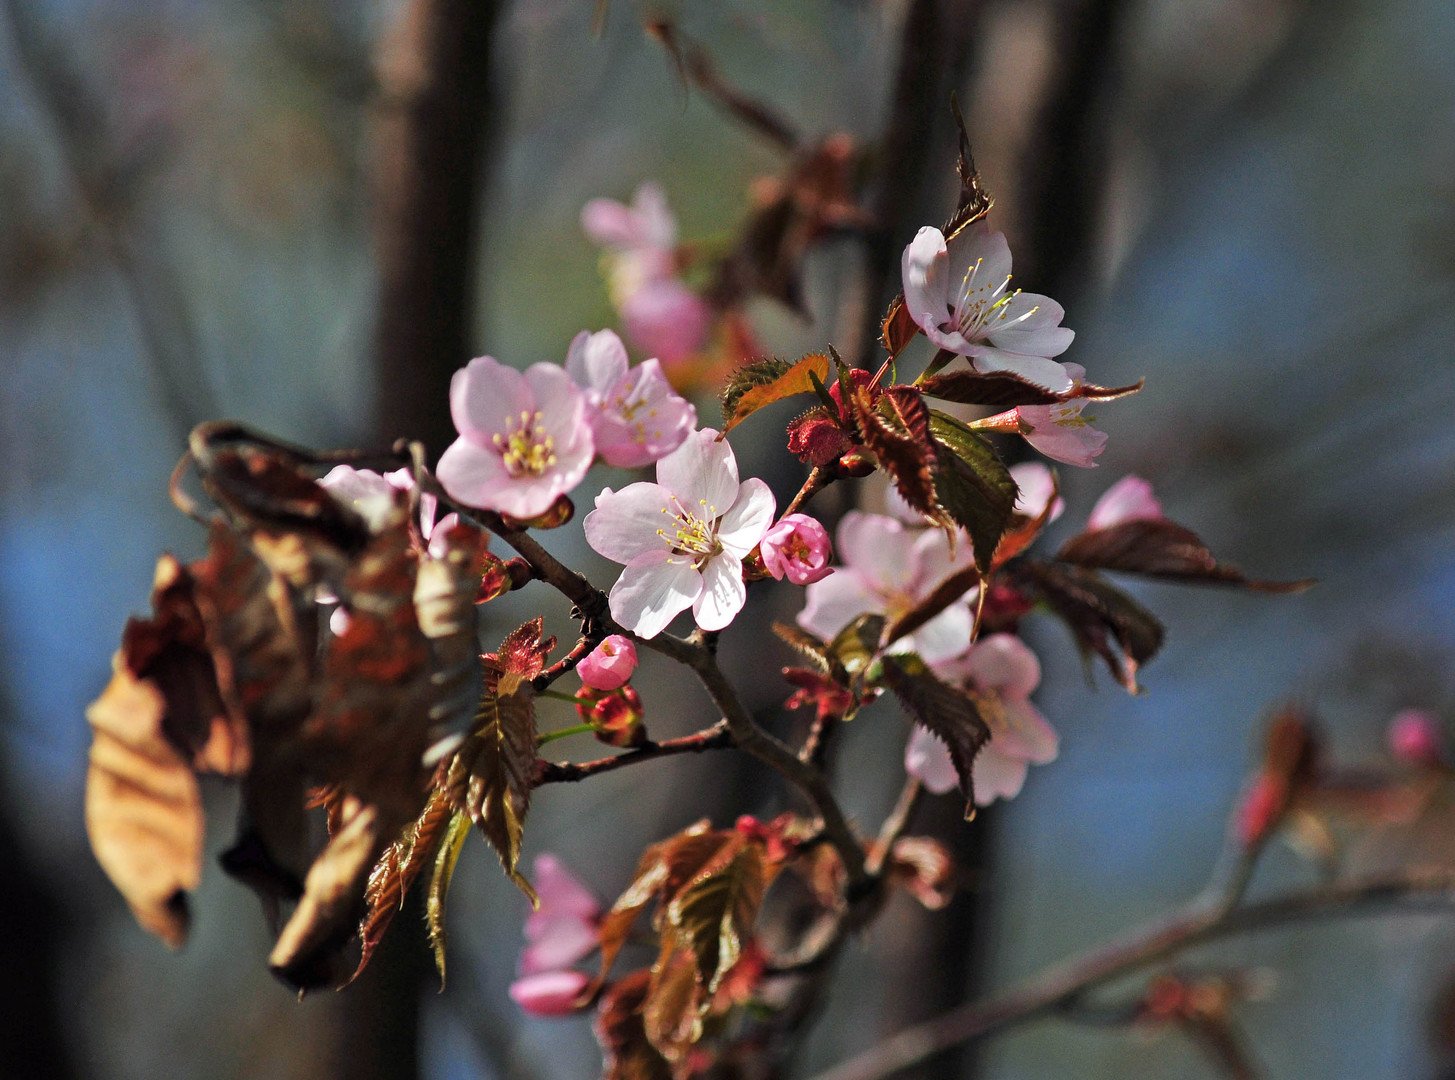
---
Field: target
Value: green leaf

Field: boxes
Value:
[927,410,1017,571]
[720,353,832,433]
[880,653,990,819]
[426,809,471,983]
[829,613,887,680]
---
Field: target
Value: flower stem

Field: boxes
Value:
[536,723,597,747]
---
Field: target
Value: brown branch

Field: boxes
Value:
[534,721,733,785]
[809,868,1455,1080]
[782,465,835,519]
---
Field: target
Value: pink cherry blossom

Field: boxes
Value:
[436,355,594,520]
[1014,364,1108,467]
[760,514,834,586]
[798,511,975,664]
[585,428,775,637]
[1009,462,1064,523]
[901,222,1074,393]
[564,329,697,467]
[1087,474,1163,531]
[905,633,1058,805]
[1388,709,1443,765]
[581,181,678,298]
[508,969,591,1017]
[576,635,638,691]
[520,854,601,975]
[319,465,416,533]
[620,277,713,369]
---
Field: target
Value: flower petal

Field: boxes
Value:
[963,633,1041,699]
[633,181,677,250]
[565,329,630,396]
[901,227,951,335]
[716,478,776,557]
[592,359,697,469]
[509,970,590,1017]
[436,438,510,510]
[656,428,739,514]
[520,915,599,974]
[693,554,747,631]
[905,725,959,794]
[450,356,533,443]
[1010,462,1064,523]
[986,292,1074,357]
[972,747,1029,805]
[620,278,712,366]
[901,603,973,664]
[837,511,916,591]
[609,550,700,639]
[1001,699,1059,764]
[532,854,600,921]
[580,198,638,249]
[945,222,1012,299]
[968,349,1074,395]
[1087,475,1163,532]
[797,571,882,643]
[583,483,674,564]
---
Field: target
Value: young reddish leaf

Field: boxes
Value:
[882,835,956,910]
[943,95,994,241]
[665,840,769,994]
[721,353,832,434]
[1057,519,1316,593]
[880,654,990,819]
[927,411,1018,571]
[1010,559,1165,693]
[643,935,706,1063]
[771,621,835,676]
[495,616,556,691]
[349,783,455,984]
[1237,708,1320,849]
[596,969,674,1080]
[992,470,1062,569]
[846,383,942,522]
[426,809,472,983]
[919,367,1144,410]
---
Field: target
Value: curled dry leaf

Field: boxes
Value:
[883,836,956,911]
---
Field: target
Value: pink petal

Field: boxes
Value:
[632,181,677,250]
[963,633,1041,699]
[1009,462,1064,523]
[693,554,747,631]
[520,915,599,974]
[1000,698,1059,765]
[1087,475,1163,532]
[901,227,951,336]
[509,970,590,1017]
[1389,709,1443,765]
[905,725,959,794]
[583,482,674,564]
[592,359,697,469]
[910,526,974,593]
[902,604,974,665]
[797,571,882,643]
[532,854,600,920]
[656,428,739,514]
[716,478,776,558]
[621,278,712,367]
[1018,400,1108,467]
[449,356,533,444]
[319,466,401,533]
[972,747,1029,805]
[580,198,638,249]
[608,550,700,639]
[836,512,916,591]
[576,635,638,691]
[436,437,511,509]
[565,329,630,396]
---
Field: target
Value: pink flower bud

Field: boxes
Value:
[576,685,646,747]
[1236,774,1285,848]
[508,969,591,1017]
[786,410,851,466]
[760,514,834,585]
[1388,708,1443,765]
[577,635,638,691]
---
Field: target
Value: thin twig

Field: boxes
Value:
[809,868,1455,1080]
[534,721,733,785]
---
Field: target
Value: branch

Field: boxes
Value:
[534,721,733,785]
[809,868,1455,1080]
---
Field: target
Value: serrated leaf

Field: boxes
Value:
[880,294,920,359]
[426,809,472,984]
[881,653,990,819]
[918,368,1144,410]
[666,841,767,994]
[829,613,887,679]
[720,352,832,433]
[772,621,834,675]
[643,936,705,1062]
[880,565,981,652]
[927,411,1018,571]
[350,784,455,984]
[847,384,942,520]
[1010,559,1165,692]
[1057,519,1315,593]
[596,969,674,1080]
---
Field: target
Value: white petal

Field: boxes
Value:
[986,293,1074,357]
[945,222,1013,297]
[716,479,776,557]
[972,747,1029,805]
[963,633,1041,698]
[905,725,959,794]
[583,482,674,564]
[608,551,699,639]
[633,181,677,250]
[693,554,746,631]
[969,349,1074,395]
[450,356,533,443]
[1001,699,1059,764]
[911,527,974,592]
[797,571,882,642]
[656,428,739,514]
[901,603,973,664]
[1009,462,1064,523]
[565,329,630,396]
[901,227,951,334]
[836,512,916,591]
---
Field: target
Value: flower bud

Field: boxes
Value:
[576,684,646,747]
[786,409,851,466]
[577,635,638,691]
[760,514,834,585]
[1388,708,1443,765]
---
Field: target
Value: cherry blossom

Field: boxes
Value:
[509,969,591,1017]
[436,355,594,520]
[1009,461,1064,523]
[760,513,834,585]
[576,634,638,692]
[620,277,714,369]
[508,854,600,1016]
[905,633,1058,805]
[584,428,775,637]
[798,511,974,663]
[1087,474,1164,531]
[1014,364,1108,467]
[564,329,697,467]
[901,222,1074,393]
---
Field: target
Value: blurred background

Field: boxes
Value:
[3,0,1455,1077]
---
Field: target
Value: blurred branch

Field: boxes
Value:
[535,721,733,783]
[809,866,1455,1080]
[1,0,217,441]
[369,0,505,455]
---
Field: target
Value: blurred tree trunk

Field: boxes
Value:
[370,0,506,457]
[350,2,505,1078]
